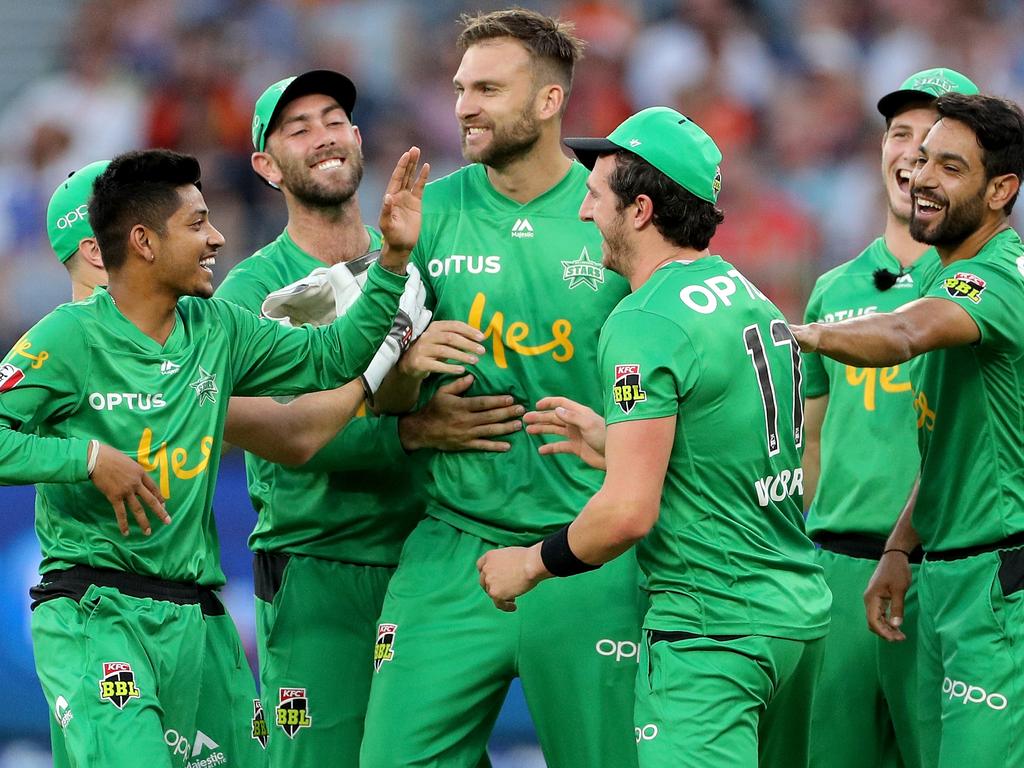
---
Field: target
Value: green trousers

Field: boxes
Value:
[359,517,645,768]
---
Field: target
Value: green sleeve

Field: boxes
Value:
[214,263,272,314]
[598,309,696,426]
[218,262,407,396]
[801,279,829,399]
[0,311,91,483]
[924,259,1024,353]
[301,414,407,473]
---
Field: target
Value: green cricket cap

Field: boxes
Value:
[251,69,357,151]
[565,107,723,203]
[877,67,979,119]
[46,160,110,263]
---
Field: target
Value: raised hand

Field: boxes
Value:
[524,396,607,470]
[89,443,171,536]
[378,146,430,270]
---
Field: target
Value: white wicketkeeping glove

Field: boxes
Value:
[361,264,432,400]
[260,249,381,327]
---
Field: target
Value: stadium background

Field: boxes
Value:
[0,0,1022,764]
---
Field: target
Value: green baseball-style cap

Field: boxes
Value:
[564,107,723,203]
[46,160,110,263]
[251,69,357,151]
[877,67,979,119]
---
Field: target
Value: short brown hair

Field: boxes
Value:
[457,7,585,98]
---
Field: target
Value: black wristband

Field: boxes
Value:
[540,525,601,577]
[882,548,911,559]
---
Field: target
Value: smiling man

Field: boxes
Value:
[477,107,831,767]
[1,147,423,766]
[358,9,641,768]
[800,67,977,768]
[792,92,1024,767]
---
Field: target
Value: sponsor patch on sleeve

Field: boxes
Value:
[944,272,986,303]
[0,363,24,393]
[374,623,397,672]
[613,364,647,414]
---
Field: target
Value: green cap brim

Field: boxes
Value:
[252,70,357,152]
[877,67,979,118]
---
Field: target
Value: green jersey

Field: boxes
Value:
[912,228,1024,551]
[0,266,405,584]
[410,163,629,546]
[216,229,423,565]
[599,257,830,639]
[802,238,935,538]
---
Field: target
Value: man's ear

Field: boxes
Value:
[252,151,282,189]
[128,224,156,263]
[987,172,1020,212]
[77,237,104,269]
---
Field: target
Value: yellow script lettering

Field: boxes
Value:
[468,292,573,369]
[137,429,214,498]
[845,365,912,411]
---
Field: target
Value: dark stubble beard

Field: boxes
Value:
[464,105,542,170]
[909,187,986,247]
[278,151,365,209]
[601,212,635,279]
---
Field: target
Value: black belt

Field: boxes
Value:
[253,550,291,603]
[925,530,1024,562]
[649,630,744,645]
[816,531,924,564]
[29,564,225,616]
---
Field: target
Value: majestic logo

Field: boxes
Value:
[895,273,915,288]
[0,363,24,393]
[98,662,141,710]
[944,272,986,303]
[160,360,181,376]
[561,247,605,291]
[374,623,398,672]
[612,364,647,414]
[511,218,534,239]
[252,699,269,748]
[54,695,73,729]
[189,366,219,406]
[275,688,312,738]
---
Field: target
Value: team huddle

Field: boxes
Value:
[2,6,1023,768]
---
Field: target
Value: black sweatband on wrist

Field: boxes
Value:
[540,525,601,577]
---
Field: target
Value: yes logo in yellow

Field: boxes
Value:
[11,336,49,369]
[137,428,214,498]
[468,292,573,369]
[845,365,911,411]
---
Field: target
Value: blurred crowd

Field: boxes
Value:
[1,0,1023,349]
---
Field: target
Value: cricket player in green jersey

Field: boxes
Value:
[359,9,644,768]
[44,159,383,768]
[478,106,832,768]
[793,93,1024,767]
[215,69,521,767]
[3,146,427,767]
[802,67,977,768]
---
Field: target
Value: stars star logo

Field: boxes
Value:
[189,366,219,407]
[561,247,605,291]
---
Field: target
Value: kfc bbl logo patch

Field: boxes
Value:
[98,662,141,709]
[252,698,269,748]
[275,688,312,738]
[613,364,647,414]
[374,623,397,672]
[944,272,986,303]
[0,363,24,393]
